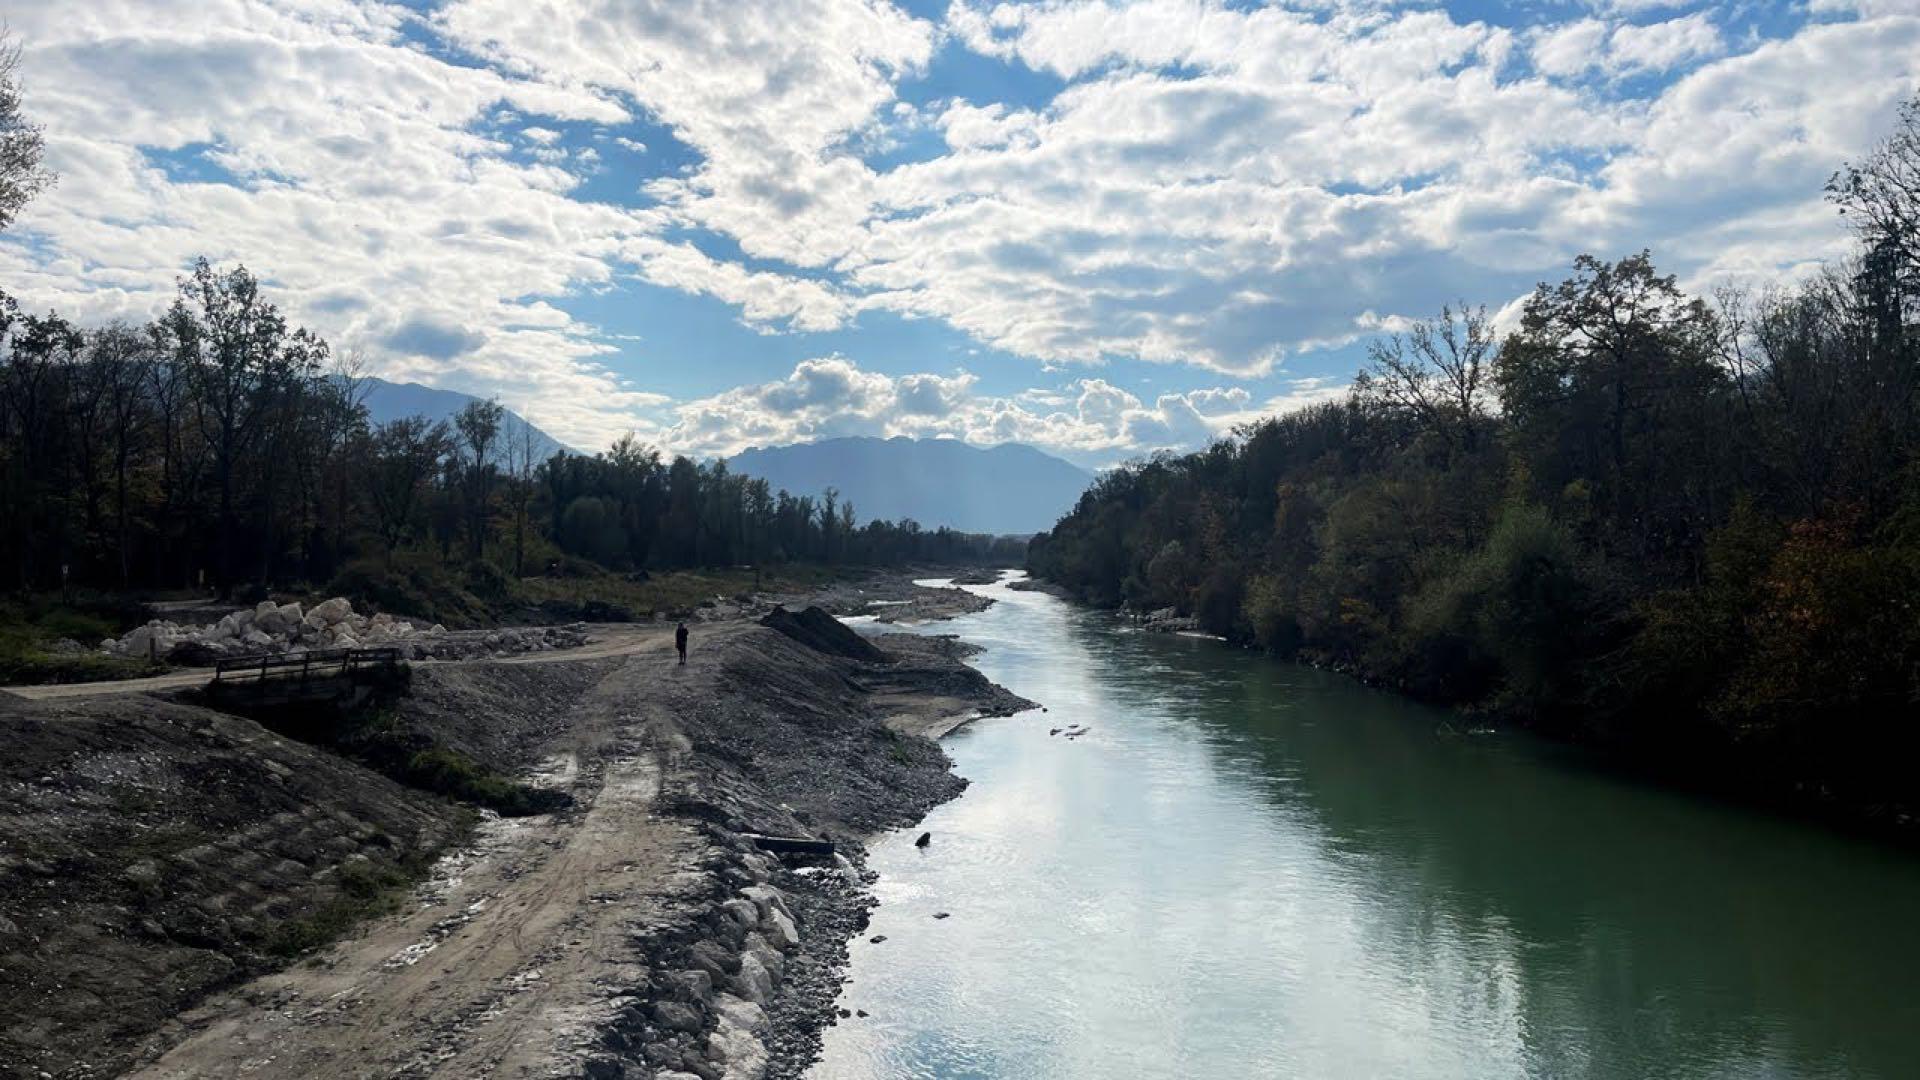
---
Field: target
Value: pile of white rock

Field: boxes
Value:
[101,597,590,664]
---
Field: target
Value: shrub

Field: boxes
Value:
[1402,502,1600,709]
[326,555,493,628]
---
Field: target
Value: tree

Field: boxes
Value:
[453,397,504,559]
[505,413,541,575]
[1497,251,1728,566]
[164,259,327,595]
[367,417,450,563]
[86,323,154,586]
[1352,304,1496,453]
[0,32,53,232]
[1829,92,1920,311]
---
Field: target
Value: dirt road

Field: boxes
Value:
[3,585,1029,1079]
[2,624,666,703]
[127,626,716,1079]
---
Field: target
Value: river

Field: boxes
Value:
[814,573,1920,1079]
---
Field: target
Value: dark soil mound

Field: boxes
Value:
[757,605,888,663]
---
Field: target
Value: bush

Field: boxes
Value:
[403,747,570,817]
[1402,503,1601,709]
[1242,574,1302,654]
[559,496,627,566]
[326,555,493,628]
[0,619,164,686]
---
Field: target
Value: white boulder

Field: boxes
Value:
[310,597,354,625]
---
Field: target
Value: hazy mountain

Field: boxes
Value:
[356,376,572,460]
[728,436,1093,535]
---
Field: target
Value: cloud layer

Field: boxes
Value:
[2,1,1915,463]
[661,355,1344,465]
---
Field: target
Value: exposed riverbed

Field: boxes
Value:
[816,573,1920,1079]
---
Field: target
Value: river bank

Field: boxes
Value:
[0,572,1028,1079]
[818,571,1920,1080]
[1019,570,1920,845]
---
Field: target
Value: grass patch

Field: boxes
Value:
[263,848,451,958]
[0,596,167,686]
[0,625,165,686]
[514,562,856,621]
[325,552,863,628]
[401,747,571,817]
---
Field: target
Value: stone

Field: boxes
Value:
[241,629,273,648]
[712,993,767,1034]
[120,625,156,657]
[687,940,738,979]
[255,600,279,619]
[277,601,304,625]
[738,885,791,923]
[743,934,784,983]
[720,898,760,930]
[653,1000,704,1033]
[705,1024,768,1080]
[731,952,774,1005]
[253,608,290,636]
[763,908,799,951]
[655,1073,704,1080]
[671,968,716,1000]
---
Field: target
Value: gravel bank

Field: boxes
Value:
[2,577,1031,1079]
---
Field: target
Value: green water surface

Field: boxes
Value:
[813,574,1920,1079]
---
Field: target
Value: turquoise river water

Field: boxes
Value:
[811,573,1920,1079]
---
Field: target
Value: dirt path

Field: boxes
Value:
[2,624,667,703]
[126,628,721,1079]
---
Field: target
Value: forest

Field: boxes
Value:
[0,258,1022,608]
[1030,95,1920,823]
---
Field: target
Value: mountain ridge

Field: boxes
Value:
[727,435,1092,536]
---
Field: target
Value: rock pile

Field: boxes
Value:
[600,857,806,1080]
[100,598,591,665]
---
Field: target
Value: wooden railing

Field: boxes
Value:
[211,647,403,687]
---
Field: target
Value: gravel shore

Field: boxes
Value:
[0,572,1029,1079]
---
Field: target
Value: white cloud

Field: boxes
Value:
[2,0,1916,459]
[653,356,1343,466]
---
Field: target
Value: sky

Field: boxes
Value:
[1,0,1916,469]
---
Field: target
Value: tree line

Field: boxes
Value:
[0,260,1021,602]
[1030,95,1920,822]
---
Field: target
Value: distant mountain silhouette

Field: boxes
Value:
[728,436,1093,535]
[355,376,571,461]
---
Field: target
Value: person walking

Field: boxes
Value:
[675,620,689,666]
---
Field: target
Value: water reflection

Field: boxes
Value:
[814,576,1920,1079]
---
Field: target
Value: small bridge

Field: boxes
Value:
[207,647,407,709]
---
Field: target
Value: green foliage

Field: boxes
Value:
[1402,503,1599,709]
[1242,574,1301,654]
[1029,205,1920,819]
[0,599,164,684]
[1,265,1020,609]
[325,555,493,629]
[559,495,627,566]
[261,850,445,958]
[402,747,565,817]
